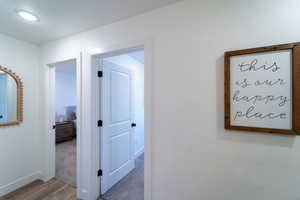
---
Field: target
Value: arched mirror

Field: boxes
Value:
[0,66,23,126]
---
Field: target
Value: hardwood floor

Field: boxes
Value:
[1,154,144,200]
[1,140,80,200]
[0,179,77,200]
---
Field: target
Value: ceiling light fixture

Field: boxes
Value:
[17,10,39,22]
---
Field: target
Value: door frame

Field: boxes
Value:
[87,39,153,200]
[45,55,83,199]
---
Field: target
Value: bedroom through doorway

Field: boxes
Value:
[53,59,77,187]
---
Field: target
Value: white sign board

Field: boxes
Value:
[230,49,292,130]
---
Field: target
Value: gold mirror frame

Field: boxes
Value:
[0,66,23,126]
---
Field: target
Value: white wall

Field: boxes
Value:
[105,53,145,157]
[40,0,300,199]
[0,33,42,196]
[55,62,77,121]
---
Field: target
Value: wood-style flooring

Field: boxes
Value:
[1,154,144,200]
[0,179,77,200]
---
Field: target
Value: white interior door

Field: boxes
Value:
[100,60,135,194]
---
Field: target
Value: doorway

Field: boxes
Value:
[49,59,78,188]
[94,48,145,200]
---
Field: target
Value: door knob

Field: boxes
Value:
[131,123,136,127]
[0,115,3,119]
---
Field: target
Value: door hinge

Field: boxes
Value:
[98,120,103,127]
[98,169,103,177]
[97,71,103,77]
[131,123,137,127]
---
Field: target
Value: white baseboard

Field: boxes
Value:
[134,147,144,159]
[0,171,43,197]
[78,188,88,200]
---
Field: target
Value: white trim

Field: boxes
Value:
[0,171,43,196]
[135,147,145,159]
[144,39,153,200]
[87,39,153,200]
[81,50,98,200]
[44,54,84,199]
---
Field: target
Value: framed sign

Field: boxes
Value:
[224,42,300,135]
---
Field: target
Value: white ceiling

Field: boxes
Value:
[0,0,181,44]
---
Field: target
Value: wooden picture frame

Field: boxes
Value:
[0,66,23,126]
[224,42,300,135]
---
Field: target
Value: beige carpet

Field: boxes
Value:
[103,154,144,200]
[55,139,77,187]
